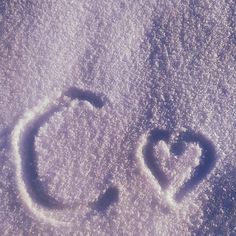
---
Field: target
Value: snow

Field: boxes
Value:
[0,0,236,235]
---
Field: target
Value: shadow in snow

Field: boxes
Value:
[20,105,66,209]
[94,186,119,212]
[64,87,105,109]
[142,128,216,201]
[174,131,216,201]
[143,128,171,189]
[19,87,106,209]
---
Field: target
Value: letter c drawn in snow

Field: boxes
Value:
[11,87,106,227]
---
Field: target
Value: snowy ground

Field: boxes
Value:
[0,0,235,235]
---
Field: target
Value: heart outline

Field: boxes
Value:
[138,128,216,203]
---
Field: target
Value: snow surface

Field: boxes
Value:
[0,0,235,235]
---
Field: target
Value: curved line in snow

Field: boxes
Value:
[12,96,71,226]
[12,89,105,227]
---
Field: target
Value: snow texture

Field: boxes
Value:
[0,0,235,235]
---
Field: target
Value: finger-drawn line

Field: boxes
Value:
[22,105,66,209]
[12,97,67,227]
[137,128,216,204]
[143,129,171,189]
[93,186,119,212]
[64,87,105,108]
[12,87,106,226]
[174,131,216,201]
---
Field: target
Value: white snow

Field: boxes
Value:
[0,0,235,235]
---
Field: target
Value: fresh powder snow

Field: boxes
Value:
[0,0,235,235]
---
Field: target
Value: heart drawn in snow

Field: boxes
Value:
[139,129,216,202]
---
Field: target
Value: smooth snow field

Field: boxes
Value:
[0,0,235,235]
